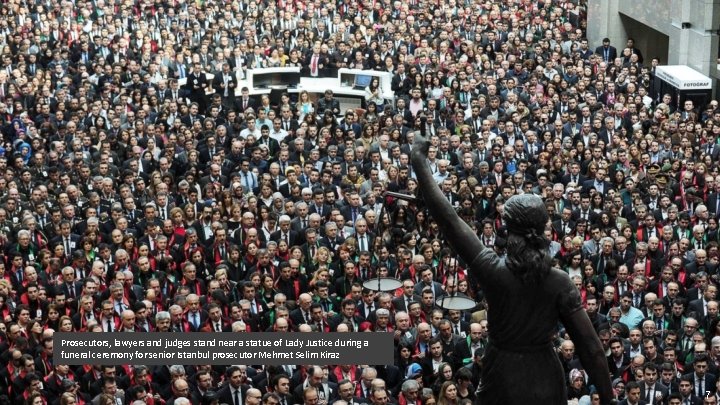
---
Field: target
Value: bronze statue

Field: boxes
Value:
[410,128,613,404]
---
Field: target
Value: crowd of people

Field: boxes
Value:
[1,0,720,403]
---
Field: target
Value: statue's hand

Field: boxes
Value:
[412,127,431,160]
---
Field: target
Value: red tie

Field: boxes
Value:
[312,55,318,75]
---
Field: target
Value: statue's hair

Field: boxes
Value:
[502,194,552,285]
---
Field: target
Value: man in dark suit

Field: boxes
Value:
[257,126,281,157]
[213,63,237,109]
[271,215,301,247]
[639,363,669,404]
[595,38,618,63]
[552,207,576,241]
[319,221,345,254]
[56,266,83,301]
[50,220,81,262]
[180,102,205,128]
[682,354,717,400]
[608,337,631,380]
[216,366,250,405]
[304,44,330,78]
[392,279,421,312]
[582,167,613,197]
[561,161,587,186]
[619,381,647,405]
[340,192,366,224]
[292,366,339,405]
[352,218,375,254]
[184,62,209,111]
[688,285,717,327]
[235,87,256,113]
[183,293,208,332]
[199,163,228,192]
[391,64,412,95]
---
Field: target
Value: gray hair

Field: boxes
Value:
[401,379,419,394]
[169,365,186,376]
[232,321,247,332]
[155,311,170,323]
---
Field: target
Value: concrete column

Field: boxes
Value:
[587,0,625,49]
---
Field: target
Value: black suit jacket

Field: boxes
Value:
[216,383,250,405]
[681,372,717,397]
[595,45,618,62]
[340,206,367,223]
[561,173,587,187]
[688,298,710,323]
[708,193,720,215]
[552,219,576,239]
[581,179,614,196]
[235,96,257,113]
[392,294,421,312]
[308,204,332,221]
[50,234,81,251]
[270,229,301,247]
[212,73,238,98]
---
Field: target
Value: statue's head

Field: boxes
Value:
[502,194,551,283]
[502,194,548,239]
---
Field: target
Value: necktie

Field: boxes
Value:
[220,245,225,259]
[69,284,75,299]
[107,319,113,332]
[234,389,241,405]
[244,172,251,190]
[699,378,704,398]
[454,325,460,335]
[216,322,221,332]
[284,233,289,246]
[656,318,663,331]
[65,238,71,256]
[117,302,123,314]
[193,312,199,329]
[312,55,318,75]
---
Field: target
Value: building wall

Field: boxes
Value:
[588,0,720,79]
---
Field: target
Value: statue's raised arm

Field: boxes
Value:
[409,125,484,267]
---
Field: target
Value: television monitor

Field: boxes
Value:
[354,74,372,88]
